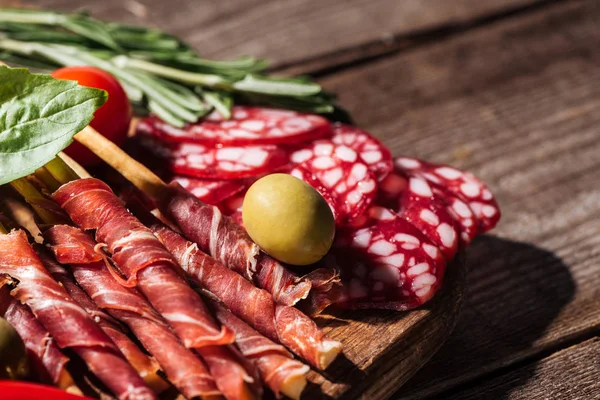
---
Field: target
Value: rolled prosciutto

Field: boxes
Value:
[158,182,339,308]
[0,230,156,400]
[0,286,75,391]
[211,300,310,399]
[52,179,257,400]
[137,209,341,370]
[35,243,168,393]
[43,225,220,400]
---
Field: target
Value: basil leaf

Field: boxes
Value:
[0,67,107,185]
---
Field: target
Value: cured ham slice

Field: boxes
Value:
[394,157,501,233]
[35,244,167,393]
[0,286,72,389]
[327,206,447,310]
[137,131,289,179]
[0,230,156,400]
[52,178,231,348]
[136,210,341,370]
[210,301,310,399]
[52,179,257,400]
[138,107,331,146]
[43,225,220,400]
[157,181,338,308]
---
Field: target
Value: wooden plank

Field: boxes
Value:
[313,0,600,398]
[446,338,600,399]
[21,0,546,68]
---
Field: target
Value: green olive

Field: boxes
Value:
[0,317,29,380]
[242,174,335,266]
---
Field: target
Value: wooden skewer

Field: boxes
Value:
[74,126,168,200]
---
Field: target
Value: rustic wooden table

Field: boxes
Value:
[18,0,600,398]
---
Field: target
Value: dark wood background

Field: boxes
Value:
[15,0,600,398]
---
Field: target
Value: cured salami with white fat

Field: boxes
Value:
[378,171,459,259]
[330,123,392,181]
[137,132,288,179]
[289,165,343,224]
[290,141,377,225]
[327,206,447,310]
[138,106,331,145]
[172,175,247,205]
[394,157,501,232]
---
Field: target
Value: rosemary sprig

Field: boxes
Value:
[0,8,347,126]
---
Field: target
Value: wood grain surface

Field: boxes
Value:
[7,0,600,398]
[23,0,545,69]
[447,338,600,399]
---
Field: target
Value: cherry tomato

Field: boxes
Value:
[52,66,132,167]
[0,381,94,400]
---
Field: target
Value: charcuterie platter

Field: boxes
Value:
[0,8,498,400]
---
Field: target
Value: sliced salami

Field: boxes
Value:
[137,132,289,179]
[376,172,409,209]
[138,106,332,145]
[433,186,478,246]
[395,157,501,232]
[290,141,377,225]
[328,206,446,310]
[171,176,247,205]
[396,176,459,260]
[289,165,344,224]
[219,192,245,226]
[330,123,392,181]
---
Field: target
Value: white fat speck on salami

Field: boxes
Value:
[290,139,378,225]
[330,123,392,181]
[171,176,248,205]
[432,186,478,246]
[289,165,344,224]
[327,206,446,310]
[136,130,288,179]
[386,167,460,259]
[394,157,501,232]
[138,106,332,145]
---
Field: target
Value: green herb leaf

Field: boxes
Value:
[0,8,345,123]
[232,74,322,97]
[0,67,107,185]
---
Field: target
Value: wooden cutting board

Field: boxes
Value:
[306,255,467,399]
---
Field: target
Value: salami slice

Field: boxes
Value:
[380,168,460,260]
[378,170,474,249]
[328,206,446,310]
[289,165,344,224]
[330,123,392,181]
[395,157,501,232]
[171,176,247,205]
[397,176,459,260]
[138,106,331,145]
[432,187,477,246]
[137,132,289,179]
[290,141,377,225]
[219,191,246,226]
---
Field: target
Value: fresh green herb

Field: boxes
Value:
[0,8,348,126]
[0,66,106,185]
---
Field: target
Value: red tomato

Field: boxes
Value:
[0,381,94,400]
[52,66,132,167]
